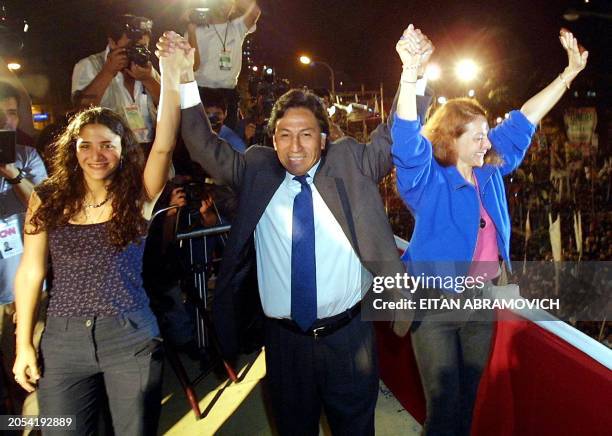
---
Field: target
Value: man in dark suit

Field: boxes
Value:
[157,31,432,435]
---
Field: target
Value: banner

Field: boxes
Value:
[564,107,597,157]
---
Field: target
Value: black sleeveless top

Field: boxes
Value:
[47,222,150,317]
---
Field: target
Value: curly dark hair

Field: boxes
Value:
[29,107,148,248]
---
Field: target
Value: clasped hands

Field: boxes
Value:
[155,31,195,82]
[396,24,434,82]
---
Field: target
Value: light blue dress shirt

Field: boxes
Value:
[254,161,370,319]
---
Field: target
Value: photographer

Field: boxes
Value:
[185,0,261,130]
[71,14,160,144]
[0,82,46,416]
[204,90,246,152]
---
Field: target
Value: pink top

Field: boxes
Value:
[470,176,500,279]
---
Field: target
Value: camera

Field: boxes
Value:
[188,1,227,25]
[207,113,223,130]
[188,8,210,26]
[0,130,16,164]
[175,181,208,213]
[125,44,151,67]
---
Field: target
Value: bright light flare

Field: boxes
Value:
[299,55,312,65]
[437,96,447,105]
[424,63,441,81]
[468,89,475,97]
[455,59,479,82]
[7,63,21,71]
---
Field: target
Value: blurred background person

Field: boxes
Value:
[184,0,260,130]
[203,89,246,152]
[312,87,344,141]
[0,81,47,418]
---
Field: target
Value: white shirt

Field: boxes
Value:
[254,162,371,319]
[71,47,159,143]
[190,16,256,89]
[0,145,47,304]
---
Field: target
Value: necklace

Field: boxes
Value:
[83,201,109,223]
[84,197,109,209]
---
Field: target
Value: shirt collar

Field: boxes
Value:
[283,159,321,186]
[444,164,496,190]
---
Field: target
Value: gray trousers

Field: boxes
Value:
[411,308,493,436]
[38,307,163,436]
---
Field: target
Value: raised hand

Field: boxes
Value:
[559,28,588,81]
[396,24,431,83]
[103,47,128,76]
[167,187,187,216]
[155,31,195,81]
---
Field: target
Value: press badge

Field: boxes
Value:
[0,218,23,259]
[219,50,232,71]
[123,104,149,143]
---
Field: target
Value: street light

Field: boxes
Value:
[424,63,441,81]
[299,55,336,97]
[455,59,479,82]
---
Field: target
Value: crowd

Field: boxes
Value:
[0,1,605,435]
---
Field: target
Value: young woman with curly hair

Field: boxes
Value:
[392,25,588,435]
[11,35,192,435]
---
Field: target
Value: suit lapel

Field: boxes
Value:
[243,171,283,232]
[314,172,360,257]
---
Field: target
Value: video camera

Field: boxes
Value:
[0,7,27,57]
[188,0,228,26]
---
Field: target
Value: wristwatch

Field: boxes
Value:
[6,168,25,185]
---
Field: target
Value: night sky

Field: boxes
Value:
[2,0,611,110]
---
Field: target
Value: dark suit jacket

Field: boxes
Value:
[181,92,431,358]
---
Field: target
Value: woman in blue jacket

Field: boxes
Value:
[392,25,588,435]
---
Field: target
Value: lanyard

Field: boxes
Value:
[211,21,231,52]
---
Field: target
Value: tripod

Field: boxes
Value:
[149,205,237,419]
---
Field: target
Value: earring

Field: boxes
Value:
[119,157,123,170]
